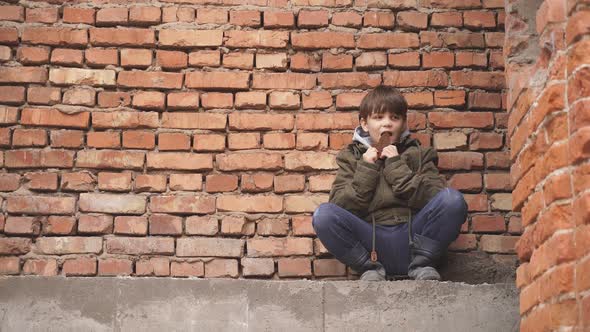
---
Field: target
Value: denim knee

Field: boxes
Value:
[312,202,338,233]
[441,187,468,219]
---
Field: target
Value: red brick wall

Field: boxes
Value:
[508,0,590,330]
[0,0,510,279]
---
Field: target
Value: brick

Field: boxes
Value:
[98,172,133,191]
[169,173,203,191]
[185,71,249,90]
[96,8,128,26]
[150,195,215,214]
[331,11,362,27]
[78,214,114,234]
[5,216,42,236]
[129,7,161,25]
[363,11,394,28]
[292,32,355,49]
[472,214,505,233]
[230,10,260,27]
[0,6,24,22]
[42,216,76,235]
[485,172,511,191]
[292,216,315,236]
[223,52,254,70]
[335,92,366,109]
[431,12,462,27]
[118,71,183,89]
[0,238,31,255]
[23,259,58,276]
[121,48,152,68]
[27,87,60,106]
[469,132,503,150]
[51,49,84,67]
[0,257,20,275]
[5,150,74,169]
[429,112,494,129]
[114,216,148,236]
[437,151,484,171]
[99,258,133,276]
[63,257,97,276]
[255,53,288,70]
[298,10,328,27]
[290,53,321,72]
[322,53,353,71]
[136,257,170,276]
[24,172,58,191]
[22,27,87,46]
[241,257,274,276]
[0,67,47,84]
[0,173,20,191]
[274,174,305,193]
[225,30,289,48]
[135,174,167,192]
[61,172,96,192]
[63,7,95,24]
[159,132,191,151]
[85,48,118,67]
[132,91,165,110]
[433,132,467,150]
[77,150,144,169]
[167,92,199,110]
[263,133,296,150]
[156,50,187,70]
[97,92,130,108]
[194,134,226,152]
[0,27,18,45]
[7,196,75,215]
[463,10,496,29]
[480,235,518,254]
[49,130,82,148]
[90,28,155,47]
[420,31,485,48]
[217,194,282,213]
[159,29,223,47]
[189,50,221,67]
[177,237,244,257]
[147,152,212,171]
[491,193,511,211]
[186,216,218,235]
[201,92,233,109]
[149,214,182,235]
[162,113,226,130]
[422,51,454,68]
[296,113,357,130]
[358,33,419,49]
[63,87,95,106]
[383,70,447,87]
[278,258,311,277]
[448,234,477,251]
[221,215,255,236]
[241,173,274,193]
[235,91,266,109]
[302,91,332,109]
[196,8,228,24]
[264,11,294,28]
[106,237,175,255]
[247,237,313,257]
[355,52,387,70]
[171,261,204,277]
[228,132,260,150]
[285,195,329,213]
[456,51,487,68]
[216,153,282,171]
[80,193,146,214]
[12,129,47,147]
[256,217,289,236]
[309,174,335,192]
[49,68,115,86]
[92,111,158,129]
[297,133,328,150]
[87,132,120,149]
[319,73,381,89]
[0,86,24,105]
[229,113,294,131]
[314,259,346,277]
[450,71,505,90]
[396,11,427,30]
[35,237,102,255]
[388,52,420,68]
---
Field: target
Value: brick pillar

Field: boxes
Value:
[507,0,590,329]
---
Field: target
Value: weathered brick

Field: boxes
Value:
[161,113,226,130]
[80,193,146,214]
[186,216,218,235]
[90,28,155,46]
[35,237,103,255]
[106,237,174,255]
[159,29,223,47]
[5,216,42,236]
[114,216,148,236]
[147,152,213,171]
[292,32,355,49]
[0,238,32,255]
[117,71,183,89]
[23,259,58,276]
[63,257,97,276]
[7,196,75,215]
[169,173,203,191]
[358,33,419,49]
[225,30,289,48]
[177,237,244,257]
[77,150,144,169]
[136,257,170,276]
[217,195,283,213]
[296,113,357,130]
[247,237,313,257]
[171,261,204,277]
[78,214,114,234]
[186,71,249,90]
[205,259,239,278]
[241,257,275,276]
[0,67,47,84]
[216,153,283,171]
[149,214,183,235]
[22,27,87,46]
[150,195,216,214]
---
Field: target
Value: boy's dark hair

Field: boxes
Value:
[359,85,408,120]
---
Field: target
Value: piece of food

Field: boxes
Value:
[373,132,392,158]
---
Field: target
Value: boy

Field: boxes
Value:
[312,85,468,281]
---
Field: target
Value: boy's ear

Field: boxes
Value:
[360,117,368,132]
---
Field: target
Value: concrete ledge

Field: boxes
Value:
[0,277,519,332]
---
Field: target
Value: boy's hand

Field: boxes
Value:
[363,147,379,164]
[380,145,399,159]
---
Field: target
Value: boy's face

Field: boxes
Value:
[360,111,406,145]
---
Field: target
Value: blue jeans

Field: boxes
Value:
[312,187,468,276]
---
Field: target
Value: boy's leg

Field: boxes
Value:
[312,202,406,277]
[385,187,469,276]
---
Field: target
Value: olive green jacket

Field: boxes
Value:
[329,126,447,226]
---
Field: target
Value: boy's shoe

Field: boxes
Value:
[359,262,387,281]
[407,266,441,281]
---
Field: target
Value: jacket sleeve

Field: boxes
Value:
[381,146,447,210]
[329,149,381,216]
